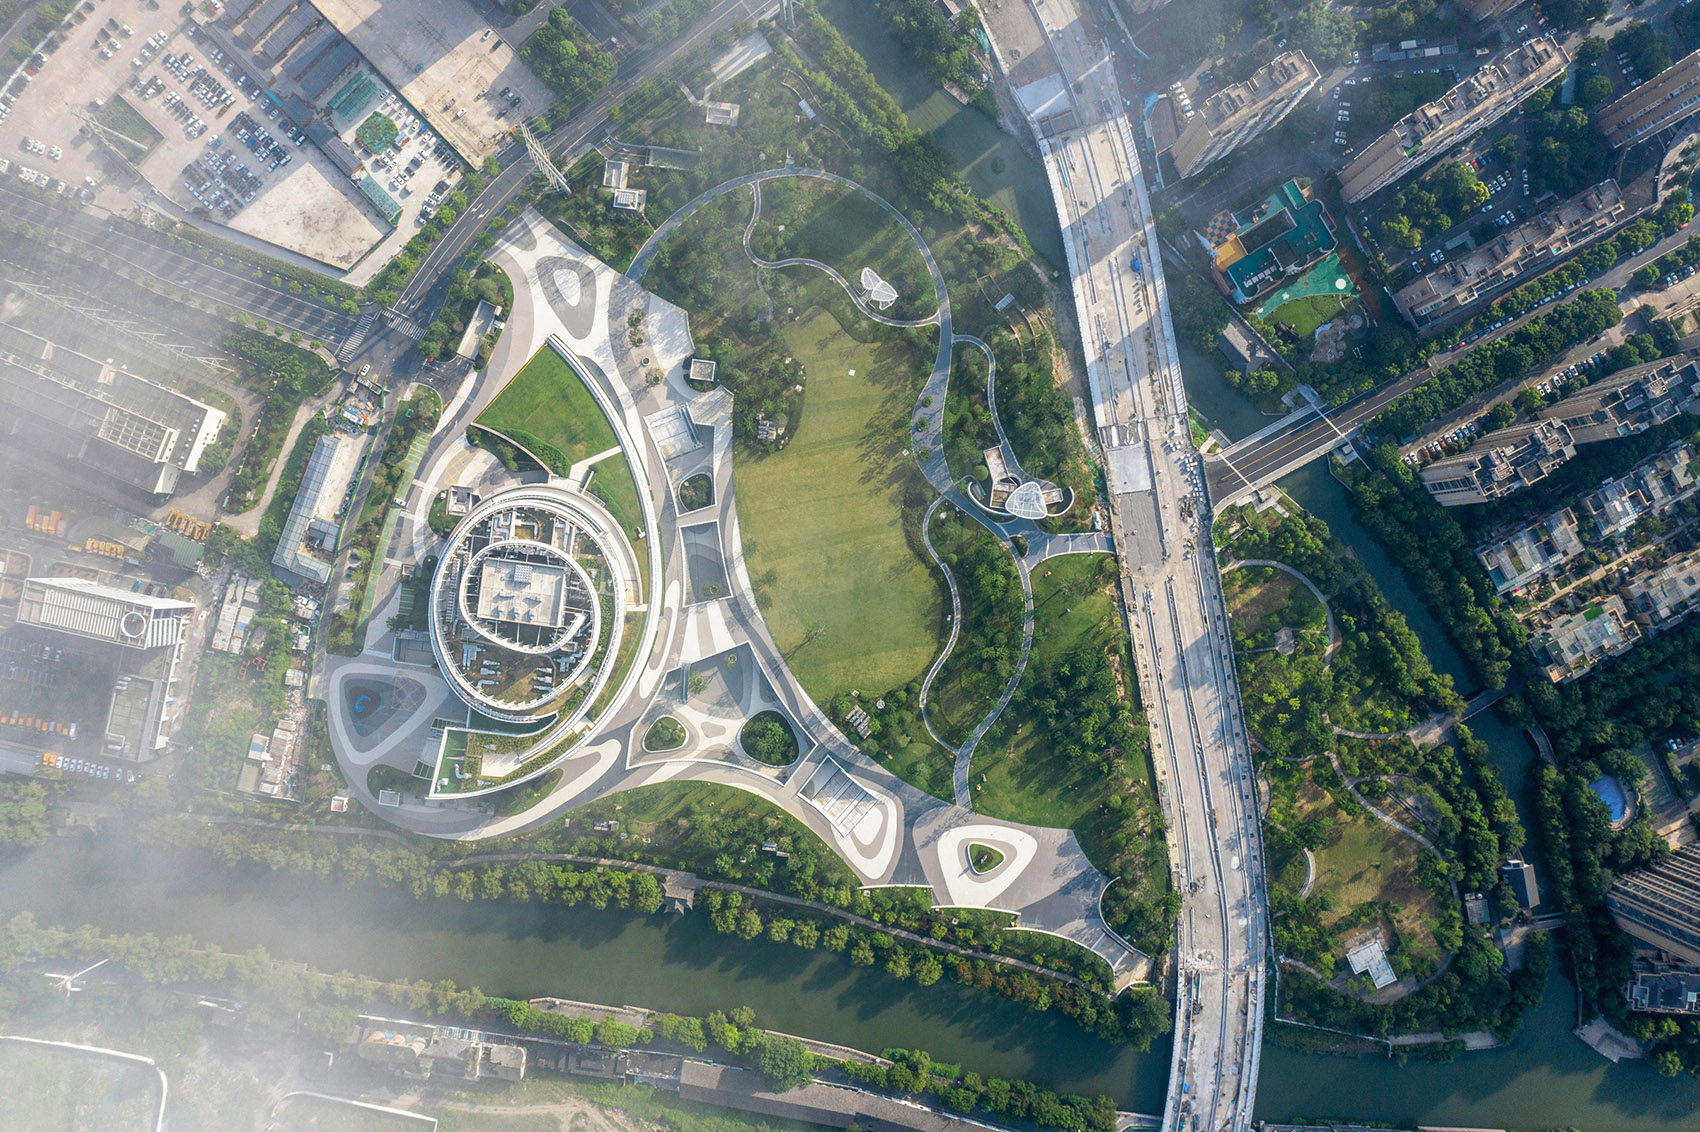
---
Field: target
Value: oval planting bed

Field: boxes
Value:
[644,716,688,752]
[968,843,1005,874]
[739,710,800,766]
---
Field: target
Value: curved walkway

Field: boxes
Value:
[637,167,1042,810]
[957,332,1025,482]
[1220,558,1338,656]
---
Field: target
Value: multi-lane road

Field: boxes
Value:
[1019,0,1268,1128]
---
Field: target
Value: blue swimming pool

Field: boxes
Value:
[1591,775,1629,823]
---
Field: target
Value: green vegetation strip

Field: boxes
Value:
[474,346,618,474]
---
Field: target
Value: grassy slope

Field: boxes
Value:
[972,553,1141,829]
[1292,784,1442,969]
[750,179,935,323]
[733,306,942,704]
[474,347,617,472]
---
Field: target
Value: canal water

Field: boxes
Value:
[0,841,1171,1113]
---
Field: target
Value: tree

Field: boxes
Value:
[1485,401,1516,430]
[754,1034,815,1092]
[1290,0,1359,65]
[1581,74,1614,106]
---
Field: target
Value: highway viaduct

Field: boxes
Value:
[999,0,1269,1127]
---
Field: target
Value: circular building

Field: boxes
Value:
[430,487,629,724]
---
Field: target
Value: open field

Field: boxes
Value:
[1282,783,1445,978]
[1265,293,1350,339]
[972,553,1132,830]
[734,306,941,704]
[749,179,936,323]
[1223,565,1326,650]
[475,347,619,474]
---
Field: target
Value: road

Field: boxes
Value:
[0,183,358,345]
[1019,0,1268,1127]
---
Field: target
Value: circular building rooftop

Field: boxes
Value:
[429,487,627,722]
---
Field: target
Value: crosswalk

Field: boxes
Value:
[335,310,379,363]
[384,308,428,341]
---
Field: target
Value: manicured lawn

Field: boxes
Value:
[585,449,643,539]
[474,346,618,474]
[749,179,936,323]
[733,306,943,705]
[1267,293,1349,338]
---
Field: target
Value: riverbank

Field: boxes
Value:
[0,838,1173,1112]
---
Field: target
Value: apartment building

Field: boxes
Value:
[1165,52,1322,179]
[1339,36,1569,202]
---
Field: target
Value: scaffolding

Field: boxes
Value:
[520,122,571,195]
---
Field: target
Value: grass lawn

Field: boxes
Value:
[1267,293,1349,338]
[750,179,936,323]
[474,346,618,475]
[734,306,942,705]
[924,505,1023,747]
[94,94,162,162]
[1224,565,1326,649]
[1293,784,1443,973]
[585,449,643,539]
[971,553,1134,830]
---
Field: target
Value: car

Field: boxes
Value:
[358,363,371,377]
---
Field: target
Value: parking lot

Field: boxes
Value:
[0,0,488,280]
[124,25,389,269]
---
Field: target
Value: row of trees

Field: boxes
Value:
[873,0,988,102]
[1373,288,1622,439]
[149,812,1117,990]
[1341,445,1526,691]
[696,888,1172,1050]
[522,9,617,107]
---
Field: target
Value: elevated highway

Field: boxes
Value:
[1002,0,1270,1127]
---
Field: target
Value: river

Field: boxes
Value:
[8,27,1695,1131]
[0,840,1171,1113]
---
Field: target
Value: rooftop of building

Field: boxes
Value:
[1205,179,1337,301]
[1340,36,1566,200]
[1394,181,1624,325]
[0,323,227,495]
[1596,47,1700,148]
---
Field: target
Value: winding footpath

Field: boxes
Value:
[631,167,1051,809]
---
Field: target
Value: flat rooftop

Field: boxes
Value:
[306,0,554,163]
[475,557,570,628]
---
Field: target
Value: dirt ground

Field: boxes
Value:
[310,0,552,165]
